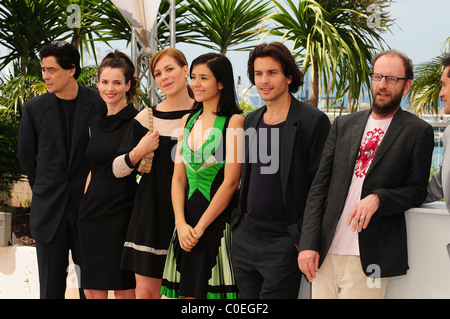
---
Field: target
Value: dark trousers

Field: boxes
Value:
[231,224,301,299]
[35,200,84,299]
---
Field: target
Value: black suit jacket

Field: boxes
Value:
[232,95,331,244]
[298,108,434,277]
[18,84,105,243]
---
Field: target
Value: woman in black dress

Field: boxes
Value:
[78,51,139,299]
[113,48,194,298]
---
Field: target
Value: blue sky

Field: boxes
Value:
[381,0,449,64]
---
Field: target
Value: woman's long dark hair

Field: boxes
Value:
[190,53,242,116]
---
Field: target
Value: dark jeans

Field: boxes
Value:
[231,224,301,299]
[35,201,84,299]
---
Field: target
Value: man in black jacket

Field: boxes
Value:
[231,42,330,298]
[18,42,105,298]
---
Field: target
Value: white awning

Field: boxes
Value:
[111,0,161,48]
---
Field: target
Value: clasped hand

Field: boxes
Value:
[177,223,205,252]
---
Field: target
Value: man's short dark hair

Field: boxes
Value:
[247,42,304,93]
[39,41,81,79]
[442,54,450,78]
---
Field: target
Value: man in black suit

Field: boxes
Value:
[231,42,331,298]
[18,42,105,298]
[297,50,434,298]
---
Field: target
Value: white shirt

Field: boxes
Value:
[329,115,392,255]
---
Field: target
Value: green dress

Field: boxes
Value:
[160,108,239,299]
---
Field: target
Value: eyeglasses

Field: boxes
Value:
[51,40,68,48]
[370,73,408,85]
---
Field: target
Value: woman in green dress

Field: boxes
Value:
[161,53,244,299]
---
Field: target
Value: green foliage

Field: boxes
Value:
[0,66,99,116]
[407,37,450,115]
[76,65,99,89]
[265,0,394,109]
[0,74,47,115]
[0,110,23,204]
[239,99,259,116]
[407,55,444,115]
[0,0,72,75]
[76,0,131,64]
[183,0,273,54]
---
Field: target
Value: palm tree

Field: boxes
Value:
[0,0,125,73]
[407,56,444,115]
[407,37,450,115]
[0,0,175,73]
[182,0,273,55]
[266,0,394,109]
[0,0,71,75]
[72,0,131,65]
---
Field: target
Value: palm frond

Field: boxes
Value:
[183,0,273,54]
[407,55,444,115]
[268,0,392,109]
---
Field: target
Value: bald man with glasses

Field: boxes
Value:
[297,50,434,299]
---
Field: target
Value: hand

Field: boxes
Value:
[347,193,379,232]
[297,250,320,282]
[176,222,198,252]
[136,130,159,155]
[192,225,205,241]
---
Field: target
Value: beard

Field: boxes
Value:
[371,85,405,117]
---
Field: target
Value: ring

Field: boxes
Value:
[360,216,365,219]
